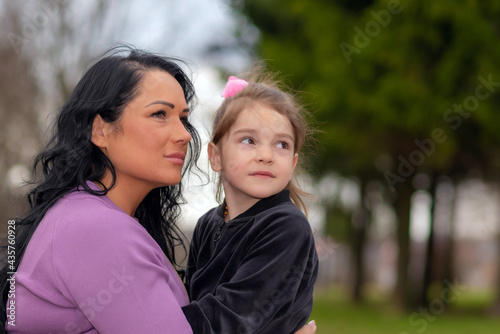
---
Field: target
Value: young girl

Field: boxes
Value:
[182,75,319,333]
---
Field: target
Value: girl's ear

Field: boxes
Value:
[91,115,108,148]
[208,142,222,172]
[292,153,299,170]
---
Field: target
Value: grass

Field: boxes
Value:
[309,284,500,334]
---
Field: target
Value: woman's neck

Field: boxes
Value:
[95,173,151,217]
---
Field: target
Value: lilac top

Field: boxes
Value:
[6,181,192,333]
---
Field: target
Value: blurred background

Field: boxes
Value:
[2,0,500,333]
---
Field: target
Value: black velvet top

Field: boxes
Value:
[182,190,319,334]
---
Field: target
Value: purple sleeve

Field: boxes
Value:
[52,202,193,334]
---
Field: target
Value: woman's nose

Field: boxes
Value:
[174,119,192,144]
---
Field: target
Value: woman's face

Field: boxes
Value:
[93,70,192,193]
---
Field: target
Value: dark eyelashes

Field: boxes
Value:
[275,141,291,149]
[240,137,291,149]
[151,111,191,126]
[152,110,167,118]
[241,137,255,144]
[181,117,193,129]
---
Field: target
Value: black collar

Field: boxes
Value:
[215,189,291,222]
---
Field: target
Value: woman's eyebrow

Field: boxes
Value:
[145,100,189,113]
[145,100,174,108]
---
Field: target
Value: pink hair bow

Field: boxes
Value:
[222,76,248,98]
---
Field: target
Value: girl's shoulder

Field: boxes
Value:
[254,201,312,237]
[259,199,307,221]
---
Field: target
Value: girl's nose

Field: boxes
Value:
[257,146,273,163]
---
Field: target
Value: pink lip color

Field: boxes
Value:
[251,171,274,178]
[164,152,185,165]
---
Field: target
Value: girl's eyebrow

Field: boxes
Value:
[145,100,190,113]
[233,128,256,135]
[233,128,294,141]
[276,133,295,142]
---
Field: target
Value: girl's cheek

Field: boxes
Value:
[226,161,242,174]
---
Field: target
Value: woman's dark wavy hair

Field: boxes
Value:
[0,45,201,325]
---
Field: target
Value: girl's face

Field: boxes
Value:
[209,104,298,209]
[92,70,192,194]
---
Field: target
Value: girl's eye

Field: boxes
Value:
[241,138,255,145]
[276,141,289,149]
[152,110,166,119]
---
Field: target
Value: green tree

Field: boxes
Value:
[232,0,500,309]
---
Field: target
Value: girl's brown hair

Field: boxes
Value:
[211,71,313,216]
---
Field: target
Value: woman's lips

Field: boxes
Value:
[164,152,185,165]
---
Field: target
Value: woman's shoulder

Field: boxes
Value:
[49,190,165,266]
[49,189,141,238]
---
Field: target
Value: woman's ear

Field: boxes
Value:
[91,115,107,148]
[208,142,222,172]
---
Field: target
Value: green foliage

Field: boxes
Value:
[234,0,500,308]
[235,0,500,182]
[324,204,352,242]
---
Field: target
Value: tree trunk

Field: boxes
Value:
[421,174,438,307]
[393,179,414,310]
[487,181,500,315]
[442,179,457,305]
[350,181,369,302]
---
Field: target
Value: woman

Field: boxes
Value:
[1,46,199,333]
[0,47,316,333]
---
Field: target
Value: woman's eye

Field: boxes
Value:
[180,117,190,127]
[152,110,166,119]
[276,142,289,149]
[241,138,255,145]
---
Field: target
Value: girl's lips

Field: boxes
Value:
[164,152,185,165]
[251,171,274,178]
